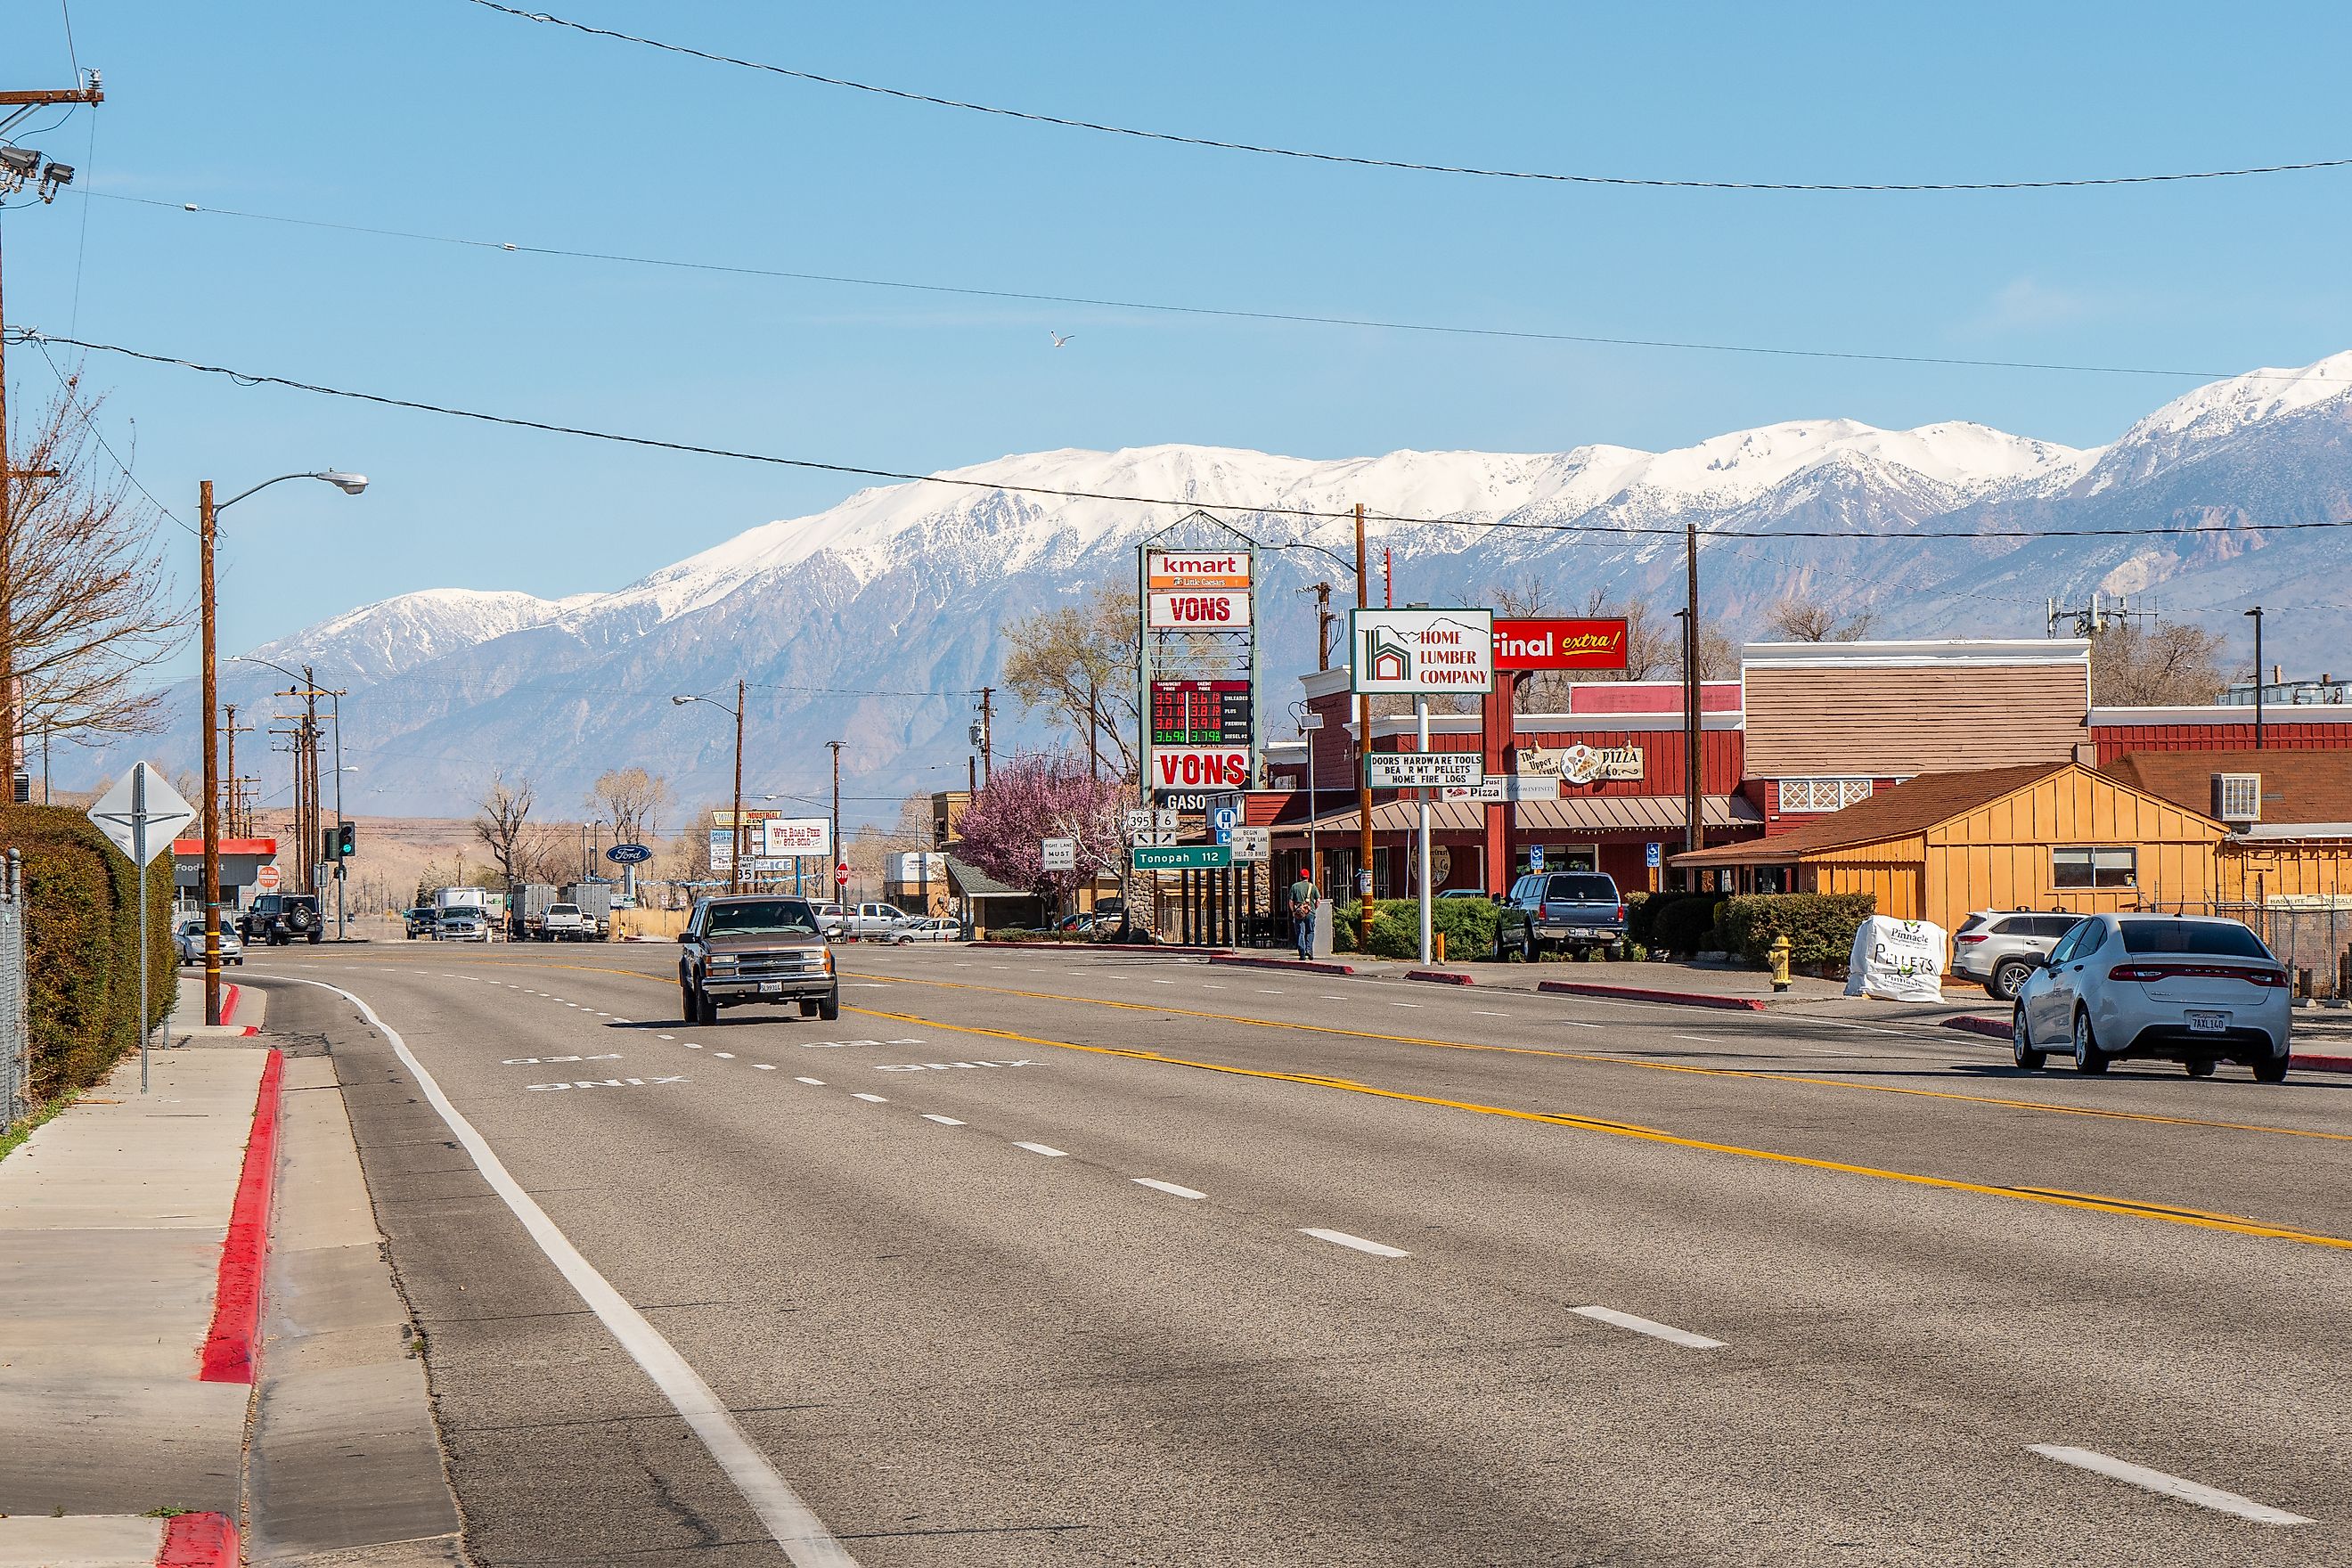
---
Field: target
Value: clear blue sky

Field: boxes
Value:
[6,0,2351,666]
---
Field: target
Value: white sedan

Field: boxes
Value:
[2012,912,2291,1080]
[892,917,963,943]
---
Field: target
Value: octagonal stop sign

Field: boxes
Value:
[835,862,850,885]
[255,864,283,892]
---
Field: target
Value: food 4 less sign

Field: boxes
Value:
[1350,608,1495,694]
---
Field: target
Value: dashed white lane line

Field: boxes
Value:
[852,1092,888,1103]
[1473,1009,1509,1017]
[1322,994,1348,1000]
[1672,1034,1717,1044]
[1391,1001,1421,1009]
[1131,1178,1205,1200]
[1014,1141,1067,1158]
[796,1077,825,1085]
[922,1114,965,1126]
[755,1064,777,1071]
[1571,1304,1726,1350]
[611,1017,632,1025]
[1202,984,1226,991]
[684,1042,704,1050]
[2026,1446,2312,1525]
[1556,1020,1602,1030]
[1149,979,1175,985]
[1301,1228,1411,1259]
[1256,988,1286,994]
[714,1052,736,1059]
[657,1033,675,1041]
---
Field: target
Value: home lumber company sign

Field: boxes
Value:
[1349,608,1495,694]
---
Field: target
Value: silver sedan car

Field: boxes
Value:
[2012,912,2291,1080]
[174,915,245,967]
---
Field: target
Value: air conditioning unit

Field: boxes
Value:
[2215,772,2262,823]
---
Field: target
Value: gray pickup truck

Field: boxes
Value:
[1501,870,1628,962]
[678,894,839,1025]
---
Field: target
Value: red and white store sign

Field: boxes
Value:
[1145,550,1252,591]
[1492,617,1629,671]
[1150,747,1251,789]
[1147,590,1252,629]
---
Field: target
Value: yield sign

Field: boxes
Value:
[87,761,196,865]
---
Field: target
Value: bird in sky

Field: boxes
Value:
[1049,331,1074,348]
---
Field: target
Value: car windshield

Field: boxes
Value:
[2118,919,2270,959]
[705,900,821,936]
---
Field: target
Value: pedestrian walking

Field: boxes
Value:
[1289,870,1319,961]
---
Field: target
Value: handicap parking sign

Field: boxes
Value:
[1528,845,1546,873]
[1646,842,1662,869]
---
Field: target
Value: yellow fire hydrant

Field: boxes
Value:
[1768,935,1793,993]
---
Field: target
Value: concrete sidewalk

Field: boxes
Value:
[0,979,461,1567]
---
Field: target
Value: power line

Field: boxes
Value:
[466,0,2352,196]
[18,325,2352,544]
[83,190,2271,384]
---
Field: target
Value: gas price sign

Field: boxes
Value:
[1151,680,1253,747]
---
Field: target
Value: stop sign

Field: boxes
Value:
[255,864,282,892]
[834,862,850,884]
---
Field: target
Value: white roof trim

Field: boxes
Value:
[2232,823,2352,840]
[2093,705,2352,726]
[1300,667,1355,699]
[1744,638,2090,669]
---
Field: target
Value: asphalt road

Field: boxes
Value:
[247,935,2352,1566]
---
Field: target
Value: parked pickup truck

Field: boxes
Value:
[1500,871,1628,962]
[678,894,838,1025]
[828,902,919,941]
[536,902,597,942]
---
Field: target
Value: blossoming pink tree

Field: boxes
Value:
[953,752,1130,908]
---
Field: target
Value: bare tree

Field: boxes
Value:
[1000,584,1140,777]
[586,767,675,845]
[2092,619,2226,706]
[3,370,186,750]
[1764,593,1874,642]
[471,772,537,890]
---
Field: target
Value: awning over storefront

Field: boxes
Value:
[1274,794,1762,838]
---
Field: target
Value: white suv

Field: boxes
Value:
[2011,913,2291,1081]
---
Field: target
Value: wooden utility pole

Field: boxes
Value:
[0,78,102,790]
[976,687,994,785]
[1682,520,1703,867]
[828,739,845,902]
[1302,581,1335,671]
[1354,503,1374,950]
[731,679,747,894]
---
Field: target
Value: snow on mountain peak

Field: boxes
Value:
[2124,349,2352,445]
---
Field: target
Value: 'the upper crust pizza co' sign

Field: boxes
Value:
[1147,550,1253,629]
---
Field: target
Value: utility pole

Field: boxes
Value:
[828,739,845,902]
[1354,502,1374,951]
[1086,679,1099,780]
[731,678,747,894]
[220,702,251,832]
[1300,582,1335,671]
[0,76,102,790]
[1682,520,1703,869]
[2246,606,2266,751]
[976,687,994,786]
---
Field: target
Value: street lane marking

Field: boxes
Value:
[1392,1001,1420,1009]
[2026,1446,2313,1525]
[840,1000,2352,1255]
[1132,1178,1205,1200]
[714,1052,736,1058]
[275,976,860,1567]
[1474,1009,1508,1017]
[1672,1034,1717,1044]
[1014,1141,1067,1157]
[1302,1228,1410,1258]
[851,1093,887,1103]
[796,1077,825,1085]
[834,971,2352,1148]
[755,1064,777,1070]
[1572,1305,1725,1349]
[922,1114,965,1125]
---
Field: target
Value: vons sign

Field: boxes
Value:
[1152,747,1251,789]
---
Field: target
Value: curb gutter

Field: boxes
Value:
[158,1512,239,1567]
[1537,980,1768,1012]
[199,1048,284,1383]
[1208,954,1357,976]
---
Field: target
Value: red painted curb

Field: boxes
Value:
[158,1511,239,1567]
[1537,980,1767,1012]
[1208,954,1358,976]
[218,982,242,1025]
[1942,1015,2014,1040]
[199,1049,284,1384]
[1405,969,1476,985]
[2293,1052,2352,1074]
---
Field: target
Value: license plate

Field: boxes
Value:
[2187,1010,2226,1033]
[759,981,782,995]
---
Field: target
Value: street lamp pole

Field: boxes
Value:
[200,470,365,1025]
[672,683,748,893]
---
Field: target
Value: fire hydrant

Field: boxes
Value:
[1768,935,1793,993]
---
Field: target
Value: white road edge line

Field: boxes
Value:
[1571,1304,1726,1350]
[1301,1227,1410,1258]
[1014,1141,1067,1157]
[273,976,858,1566]
[922,1114,965,1125]
[1131,1178,1205,1200]
[2026,1445,2313,1525]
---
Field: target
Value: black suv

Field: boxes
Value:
[241,892,324,946]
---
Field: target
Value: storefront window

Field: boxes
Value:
[2053,845,2136,889]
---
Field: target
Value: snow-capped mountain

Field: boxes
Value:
[127,354,2352,820]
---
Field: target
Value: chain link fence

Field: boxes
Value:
[2136,895,2352,997]
[1,851,30,1129]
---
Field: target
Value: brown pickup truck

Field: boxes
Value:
[677,894,839,1025]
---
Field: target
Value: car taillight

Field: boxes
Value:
[2108,963,2289,986]
[1956,933,1988,944]
[2106,965,2168,983]
[2248,968,2290,988]
[1615,903,1626,922]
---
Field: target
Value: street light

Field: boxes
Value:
[673,682,747,893]
[200,472,367,1025]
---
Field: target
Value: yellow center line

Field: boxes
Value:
[837,999,2352,1254]
[837,971,2352,1147]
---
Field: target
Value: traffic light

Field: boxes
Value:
[326,821,356,861]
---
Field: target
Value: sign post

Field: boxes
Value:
[1351,608,1494,964]
[87,762,195,1094]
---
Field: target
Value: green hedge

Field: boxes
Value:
[2,804,178,1107]
[1650,892,1730,956]
[1628,890,1715,951]
[1715,893,1878,968]
[1330,897,1501,960]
